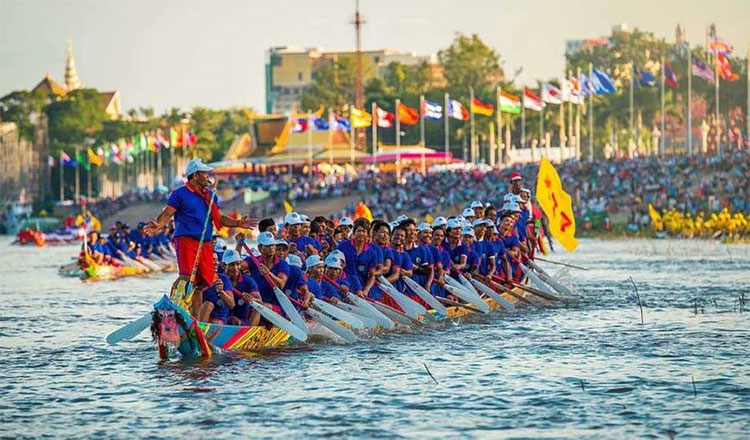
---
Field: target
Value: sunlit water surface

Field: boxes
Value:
[1,237,748,439]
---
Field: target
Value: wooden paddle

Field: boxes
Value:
[436,296,483,314]
[536,257,589,271]
[512,282,563,302]
[476,275,537,307]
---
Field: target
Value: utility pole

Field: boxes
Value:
[352,0,365,150]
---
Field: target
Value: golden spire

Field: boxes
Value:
[64,40,82,91]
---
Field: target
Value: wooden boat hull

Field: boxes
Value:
[153,286,539,361]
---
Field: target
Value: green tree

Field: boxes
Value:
[46,88,108,150]
[300,56,375,114]
[0,89,49,139]
[438,33,504,99]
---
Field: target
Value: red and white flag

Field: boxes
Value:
[375,105,394,128]
[542,83,563,104]
[523,88,545,111]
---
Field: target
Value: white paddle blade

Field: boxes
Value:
[368,300,413,326]
[312,299,365,329]
[470,278,516,311]
[334,302,378,329]
[403,277,448,316]
[347,293,395,329]
[273,287,309,335]
[105,312,152,345]
[250,302,308,342]
[443,284,490,313]
[306,308,357,343]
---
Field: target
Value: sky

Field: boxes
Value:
[1,0,749,113]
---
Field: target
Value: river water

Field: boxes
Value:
[1,237,748,439]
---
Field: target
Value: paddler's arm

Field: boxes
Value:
[362,269,376,296]
[144,206,176,236]
[386,265,401,283]
[452,255,468,271]
[221,214,258,230]
[218,285,235,309]
[424,264,434,290]
[487,255,496,278]
[261,266,287,289]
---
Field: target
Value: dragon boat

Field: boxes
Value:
[58,255,178,281]
[150,284,543,361]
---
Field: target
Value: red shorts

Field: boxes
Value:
[174,236,217,286]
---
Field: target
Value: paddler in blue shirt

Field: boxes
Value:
[461,227,480,276]
[222,250,261,326]
[285,253,312,307]
[241,231,289,316]
[498,213,522,283]
[470,201,485,220]
[320,256,350,304]
[389,224,412,294]
[304,255,325,300]
[368,220,393,300]
[445,219,468,277]
[336,219,379,298]
[198,254,235,324]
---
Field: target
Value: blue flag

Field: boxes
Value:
[579,73,592,97]
[312,117,329,131]
[329,115,351,131]
[592,68,618,94]
[635,67,655,87]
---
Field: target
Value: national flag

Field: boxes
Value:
[635,67,655,87]
[592,68,618,94]
[448,99,469,120]
[568,77,584,104]
[329,113,351,131]
[350,107,372,128]
[717,53,739,81]
[707,36,733,55]
[664,62,679,88]
[48,156,56,167]
[498,90,521,114]
[535,157,577,252]
[88,148,104,166]
[396,102,419,125]
[186,131,197,147]
[692,57,714,83]
[60,150,76,167]
[471,98,494,116]
[375,106,394,128]
[579,73,592,97]
[169,127,178,148]
[541,83,563,104]
[291,118,308,133]
[312,117,329,130]
[147,134,158,152]
[523,88,544,111]
[422,99,443,120]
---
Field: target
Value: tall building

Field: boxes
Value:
[265,46,442,114]
[64,41,82,91]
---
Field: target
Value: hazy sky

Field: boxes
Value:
[1,0,748,113]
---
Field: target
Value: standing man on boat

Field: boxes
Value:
[143,159,258,294]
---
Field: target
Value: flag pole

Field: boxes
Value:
[588,62,594,162]
[567,71,573,151]
[559,80,565,163]
[576,67,582,160]
[372,102,378,163]
[629,61,634,155]
[349,112,355,168]
[308,111,313,178]
[687,38,693,156]
[419,94,426,175]
[539,85,544,159]
[715,52,720,153]
[328,109,334,166]
[444,93,449,165]
[505,113,511,162]
[74,144,80,201]
[521,89,526,152]
[87,150,92,197]
[469,86,475,164]
[59,150,64,201]
[395,98,401,182]
[495,86,508,169]
[660,57,665,156]
[747,43,750,149]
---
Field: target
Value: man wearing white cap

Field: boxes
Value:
[144,158,257,294]
[470,201,484,220]
[338,217,354,239]
[304,255,325,302]
[462,207,476,223]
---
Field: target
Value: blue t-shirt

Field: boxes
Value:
[284,265,306,300]
[478,240,496,275]
[294,236,321,255]
[407,245,433,287]
[202,273,233,323]
[230,273,260,325]
[246,256,290,306]
[391,249,412,292]
[336,240,379,291]
[307,278,324,299]
[321,277,350,300]
[167,185,218,241]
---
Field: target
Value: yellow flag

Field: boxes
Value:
[88,148,104,166]
[648,204,664,231]
[283,200,294,214]
[354,201,373,221]
[350,107,372,128]
[425,214,434,224]
[535,157,578,252]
